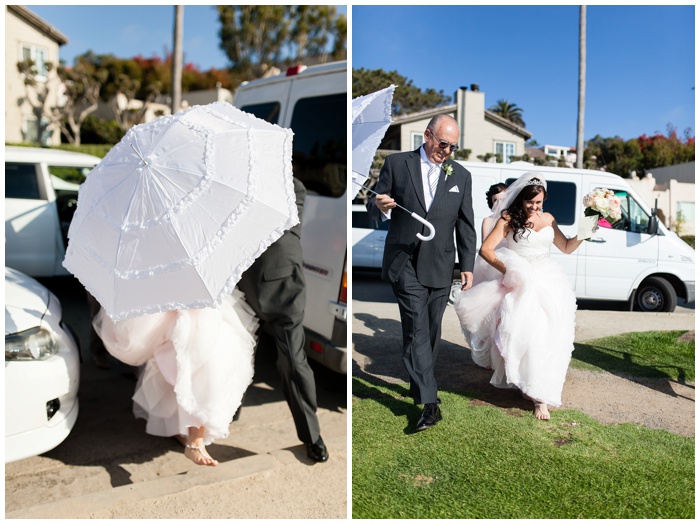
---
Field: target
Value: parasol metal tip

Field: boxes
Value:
[130,142,149,166]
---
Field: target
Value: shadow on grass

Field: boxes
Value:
[573,341,694,400]
[352,312,538,427]
[354,311,695,421]
[351,371,419,434]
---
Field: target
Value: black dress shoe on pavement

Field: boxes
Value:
[416,403,442,431]
[306,436,329,462]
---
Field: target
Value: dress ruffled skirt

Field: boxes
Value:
[454,247,577,406]
[94,289,258,444]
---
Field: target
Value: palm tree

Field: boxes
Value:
[489,99,526,128]
[576,6,586,168]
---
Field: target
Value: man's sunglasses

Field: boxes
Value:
[428,129,458,152]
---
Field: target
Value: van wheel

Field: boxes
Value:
[634,277,677,312]
[448,280,462,305]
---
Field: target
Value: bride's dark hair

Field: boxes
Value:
[503,179,547,242]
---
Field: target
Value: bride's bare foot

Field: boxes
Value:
[184,441,218,466]
[534,402,550,420]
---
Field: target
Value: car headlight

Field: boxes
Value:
[5,327,59,361]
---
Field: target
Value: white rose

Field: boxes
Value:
[594,196,610,212]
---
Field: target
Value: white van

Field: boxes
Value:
[352,160,694,313]
[459,161,694,312]
[5,146,100,277]
[233,61,347,374]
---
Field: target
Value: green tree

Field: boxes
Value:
[586,126,694,177]
[488,99,526,127]
[218,6,289,80]
[217,6,345,82]
[585,135,643,177]
[352,68,451,115]
[53,52,108,145]
[289,6,337,63]
[107,72,161,133]
[637,125,695,172]
[331,13,347,61]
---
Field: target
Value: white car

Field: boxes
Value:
[5,146,100,277]
[352,204,388,269]
[5,267,81,463]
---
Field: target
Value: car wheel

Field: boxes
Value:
[633,276,677,312]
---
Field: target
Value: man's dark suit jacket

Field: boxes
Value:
[368,148,477,288]
[238,177,306,323]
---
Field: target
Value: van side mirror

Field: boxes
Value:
[647,212,659,236]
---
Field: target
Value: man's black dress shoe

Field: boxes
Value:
[306,436,329,462]
[416,402,442,431]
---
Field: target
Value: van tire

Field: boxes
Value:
[633,277,677,313]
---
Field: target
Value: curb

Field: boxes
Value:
[6,451,283,518]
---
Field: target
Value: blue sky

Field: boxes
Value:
[25,4,347,71]
[352,4,695,147]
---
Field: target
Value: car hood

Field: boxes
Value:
[5,267,50,336]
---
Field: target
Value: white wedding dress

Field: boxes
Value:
[93,289,258,445]
[454,226,576,407]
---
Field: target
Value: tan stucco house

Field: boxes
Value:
[380,85,532,162]
[627,162,695,235]
[5,5,68,145]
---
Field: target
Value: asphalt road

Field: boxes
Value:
[6,276,348,519]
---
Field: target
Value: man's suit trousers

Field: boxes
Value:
[391,257,450,405]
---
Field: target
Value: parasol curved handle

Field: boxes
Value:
[410,212,435,241]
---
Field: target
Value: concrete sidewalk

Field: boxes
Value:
[573,308,695,342]
[5,364,347,519]
[5,276,348,519]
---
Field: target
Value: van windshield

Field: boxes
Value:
[612,191,650,233]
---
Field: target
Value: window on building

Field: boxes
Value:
[21,45,48,77]
[546,147,558,156]
[412,132,424,151]
[677,201,695,221]
[21,115,51,146]
[495,141,515,163]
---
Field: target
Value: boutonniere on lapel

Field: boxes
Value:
[441,162,454,179]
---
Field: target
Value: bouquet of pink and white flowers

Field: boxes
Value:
[578,188,622,239]
[582,187,622,223]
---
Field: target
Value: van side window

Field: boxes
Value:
[5,163,42,200]
[506,178,576,225]
[289,93,347,198]
[48,166,91,185]
[612,191,649,233]
[238,102,281,125]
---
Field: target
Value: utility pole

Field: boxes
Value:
[171,5,184,114]
[576,5,586,168]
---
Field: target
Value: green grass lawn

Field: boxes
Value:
[352,331,695,519]
[570,330,694,382]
